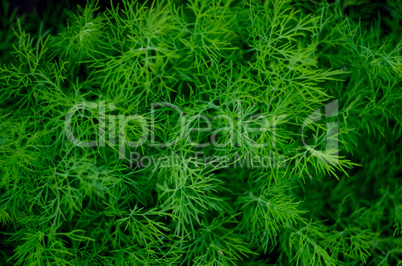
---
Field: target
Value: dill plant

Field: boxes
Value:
[0,0,401,265]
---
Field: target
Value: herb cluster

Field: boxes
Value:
[0,0,401,265]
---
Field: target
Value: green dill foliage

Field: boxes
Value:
[0,0,401,265]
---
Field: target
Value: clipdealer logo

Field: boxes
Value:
[64,100,339,169]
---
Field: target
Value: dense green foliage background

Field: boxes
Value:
[0,0,401,264]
